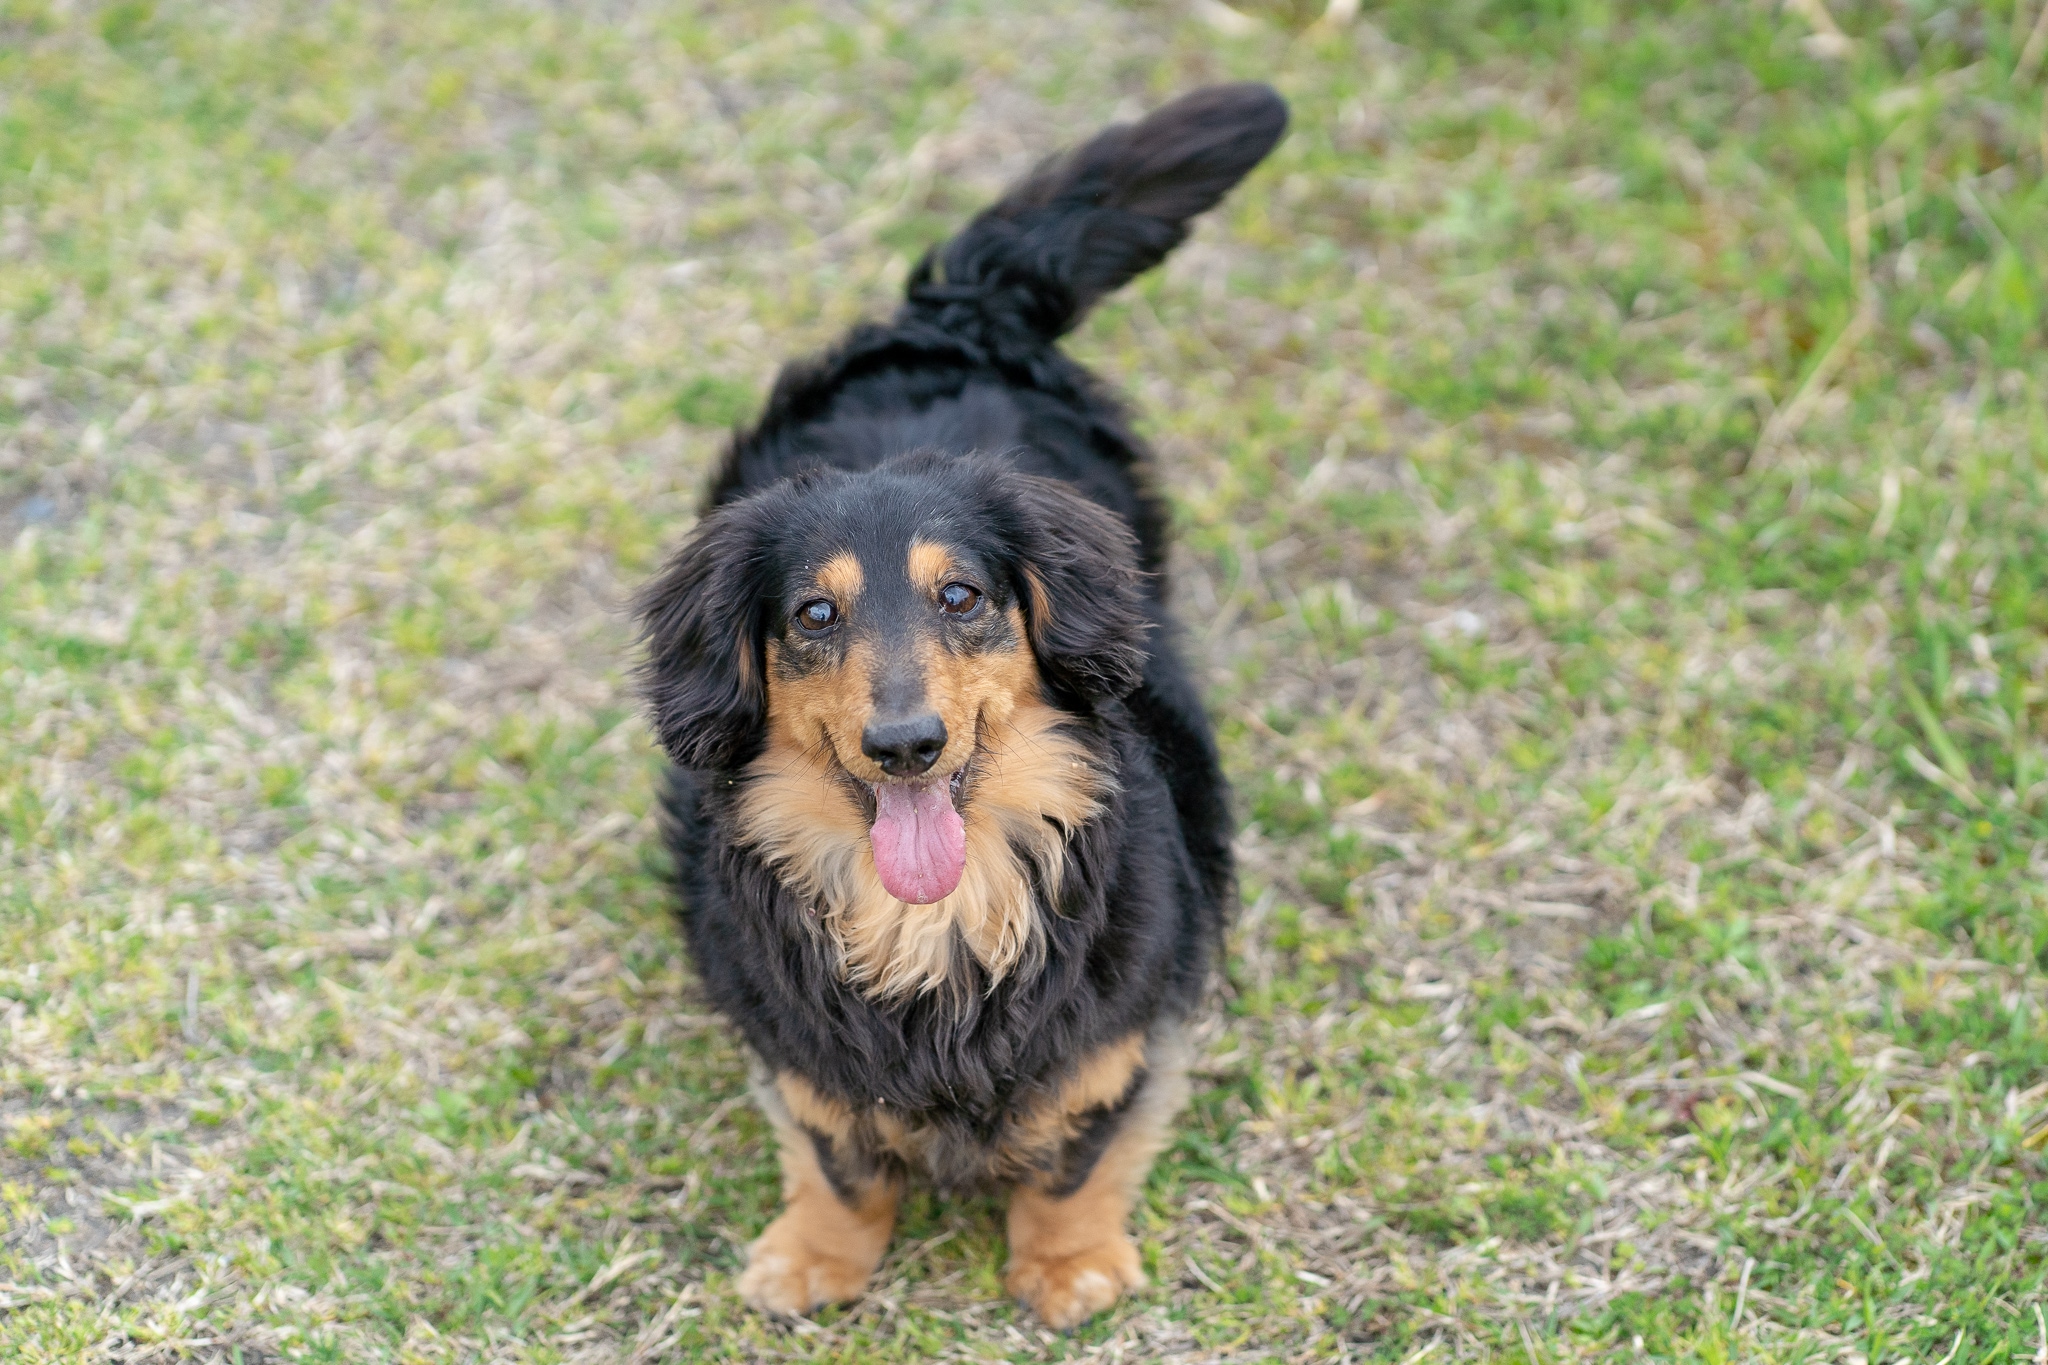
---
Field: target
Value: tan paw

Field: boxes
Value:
[737,1215,878,1315]
[1006,1234,1145,1329]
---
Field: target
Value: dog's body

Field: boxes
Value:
[636,85,1286,1327]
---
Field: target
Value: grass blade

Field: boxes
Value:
[1899,673,1979,797]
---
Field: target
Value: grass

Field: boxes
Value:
[2,0,2047,1359]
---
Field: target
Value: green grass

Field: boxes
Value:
[3,0,2047,1359]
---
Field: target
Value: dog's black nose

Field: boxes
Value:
[862,713,948,777]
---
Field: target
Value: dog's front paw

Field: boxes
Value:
[1006,1234,1144,1329]
[738,1214,879,1315]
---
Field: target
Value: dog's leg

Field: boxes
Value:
[1005,1041,1189,1328]
[738,1075,900,1316]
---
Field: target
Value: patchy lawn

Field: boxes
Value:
[3,0,2047,1360]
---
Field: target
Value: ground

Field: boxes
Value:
[3,0,2047,1361]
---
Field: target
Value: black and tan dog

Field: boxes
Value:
[634,84,1287,1327]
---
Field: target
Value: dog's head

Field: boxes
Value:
[636,451,1146,907]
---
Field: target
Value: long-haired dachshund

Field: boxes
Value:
[634,84,1287,1327]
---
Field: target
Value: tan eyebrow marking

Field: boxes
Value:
[907,540,954,595]
[816,551,863,601]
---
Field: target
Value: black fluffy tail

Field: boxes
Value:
[903,83,1288,346]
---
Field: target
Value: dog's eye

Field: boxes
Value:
[796,599,838,631]
[939,583,983,617]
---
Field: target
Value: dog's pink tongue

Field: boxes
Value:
[869,781,966,905]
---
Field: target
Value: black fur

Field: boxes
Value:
[638,84,1286,1190]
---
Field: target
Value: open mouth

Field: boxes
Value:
[866,766,969,906]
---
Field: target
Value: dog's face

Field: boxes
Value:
[761,526,1042,905]
[769,531,1028,788]
[637,451,1147,909]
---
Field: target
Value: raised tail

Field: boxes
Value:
[903,83,1288,346]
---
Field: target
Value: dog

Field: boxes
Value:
[633,83,1287,1328]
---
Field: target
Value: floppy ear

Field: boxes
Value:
[1000,472,1149,705]
[633,499,776,770]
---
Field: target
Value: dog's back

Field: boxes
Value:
[704,82,1288,576]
